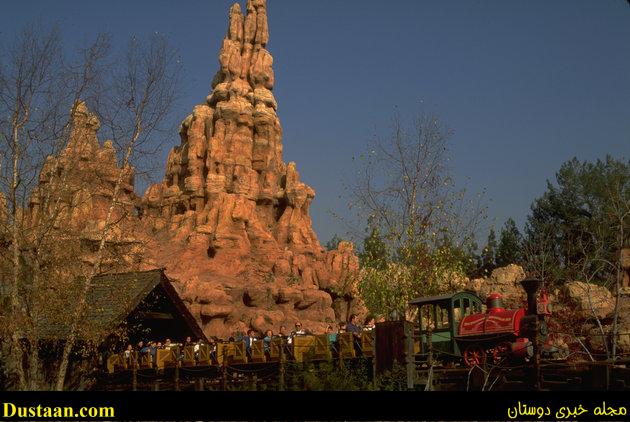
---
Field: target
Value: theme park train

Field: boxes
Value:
[106,279,554,373]
[411,278,554,367]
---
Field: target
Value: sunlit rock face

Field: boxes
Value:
[26,101,147,270]
[141,1,361,338]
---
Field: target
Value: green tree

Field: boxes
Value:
[359,223,390,270]
[523,156,629,360]
[523,156,629,286]
[495,218,523,267]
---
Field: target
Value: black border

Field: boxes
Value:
[1,391,630,421]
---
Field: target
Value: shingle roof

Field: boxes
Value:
[34,269,206,342]
[409,293,454,305]
[409,290,480,306]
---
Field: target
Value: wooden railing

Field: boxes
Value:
[106,332,375,373]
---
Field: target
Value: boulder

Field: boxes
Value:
[562,281,614,320]
[467,264,527,307]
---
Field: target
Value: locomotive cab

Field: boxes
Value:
[409,291,483,363]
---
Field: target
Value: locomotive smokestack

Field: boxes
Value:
[520,278,543,315]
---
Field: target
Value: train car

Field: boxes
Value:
[410,291,484,360]
[410,279,552,368]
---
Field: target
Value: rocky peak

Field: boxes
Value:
[26,101,142,267]
[142,1,361,338]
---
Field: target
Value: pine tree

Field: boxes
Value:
[496,218,523,267]
[524,156,629,285]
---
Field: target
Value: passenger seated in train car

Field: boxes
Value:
[363,316,376,331]
[346,314,362,336]
[376,314,386,323]
[289,322,305,344]
[263,329,273,354]
[164,338,172,350]
[278,325,289,340]
[348,314,366,353]
[208,337,218,361]
[184,336,193,348]
[326,325,337,343]
[136,340,145,351]
[244,329,258,357]
[275,325,293,359]
[148,341,158,362]
[293,322,306,336]
[193,339,203,360]
[139,341,151,355]
[330,322,345,354]
[124,344,133,360]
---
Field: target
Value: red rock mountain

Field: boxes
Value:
[139,0,360,337]
[23,0,361,339]
[26,102,145,270]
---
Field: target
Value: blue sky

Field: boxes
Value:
[2,0,629,246]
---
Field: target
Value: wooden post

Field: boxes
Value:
[533,316,542,390]
[426,306,434,369]
[174,365,180,391]
[279,338,285,391]
[132,367,137,391]
[339,338,345,369]
[221,345,228,391]
[153,380,160,391]
[196,378,204,391]
[405,322,415,390]
[130,351,138,391]
[373,343,378,390]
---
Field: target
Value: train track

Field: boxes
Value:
[415,358,630,390]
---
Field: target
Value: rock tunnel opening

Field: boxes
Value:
[274,197,288,221]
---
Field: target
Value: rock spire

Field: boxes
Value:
[141,1,361,337]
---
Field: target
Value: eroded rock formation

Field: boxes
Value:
[141,0,360,337]
[26,102,146,270]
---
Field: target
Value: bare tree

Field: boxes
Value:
[0,25,180,390]
[522,223,560,283]
[347,111,485,317]
[350,112,484,254]
[54,34,180,391]
[0,25,105,390]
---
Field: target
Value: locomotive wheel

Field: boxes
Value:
[492,342,511,364]
[463,345,486,367]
